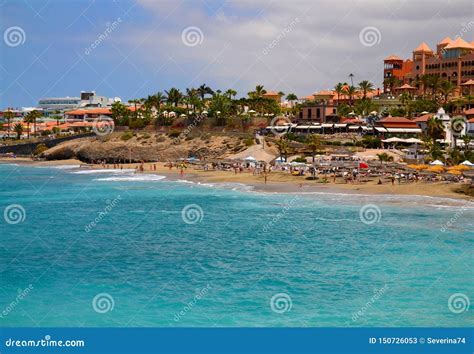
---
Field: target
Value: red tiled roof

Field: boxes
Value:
[469,118,474,123]
[461,79,474,86]
[438,37,453,45]
[396,84,417,90]
[384,54,402,61]
[464,108,474,115]
[263,91,280,96]
[445,37,474,50]
[379,117,417,128]
[413,113,434,122]
[414,42,433,53]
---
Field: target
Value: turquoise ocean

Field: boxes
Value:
[0,163,472,327]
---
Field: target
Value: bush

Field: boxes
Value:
[121,131,133,141]
[168,130,181,138]
[293,156,307,163]
[142,133,151,139]
[33,143,48,155]
[156,135,166,143]
[41,130,51,136]
[244,137,254,146]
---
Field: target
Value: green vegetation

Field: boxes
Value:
[33,143,48,156]
[121,131,134,141]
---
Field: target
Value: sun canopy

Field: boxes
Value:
[460,160,474,166]
[382,137,404,143]
[430,160,444,166]
[244,156,257,161]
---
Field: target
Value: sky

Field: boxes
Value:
[0,0,473,108]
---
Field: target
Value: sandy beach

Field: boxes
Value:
[2,157,472,201]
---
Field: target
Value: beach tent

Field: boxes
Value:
[274,156,285,163]
[460,160,474,166]
[244,156,257,162]
[382,137,403,143]
[430,160,444,166]
[404,138,423,144]
[358,162,369,169]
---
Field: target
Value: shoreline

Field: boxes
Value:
[1,157,473,202]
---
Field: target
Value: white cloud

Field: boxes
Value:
[124,0,473,97]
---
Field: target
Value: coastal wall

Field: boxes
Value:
[0,133,95,156]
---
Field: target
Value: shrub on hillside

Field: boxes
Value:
[121,131,134,141]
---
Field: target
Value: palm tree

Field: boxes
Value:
[28,110,41,137]
[13,122,23,139]
[286,93,298,107]
[275,137,290,162]
[128,99,141,119]
[165,88,182,107]
[197,84,214,101]
[225,89,237,100]
[349,73,354,87]
[306,134,321,163]
[343,85,357,106]
[439,80,455,104]
[376,152,394,166]
[3,108,14,137]
[334,83,345,105]
[254,85,267,99]
[358,80,374,99]
[426,117,445,145]
[399,92,412,117]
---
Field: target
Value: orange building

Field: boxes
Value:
[383,36,474,94]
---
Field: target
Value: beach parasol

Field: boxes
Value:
[448,165,470,171]
[427,165,445,173]
[404,138,423,144]
[244,156,257,161]
[447,169,462,175]
[460,160,474,167]
[358,162,369,169]
[430,160,444,166]
[382,137,404,143]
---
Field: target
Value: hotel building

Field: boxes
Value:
[383,37,474,94]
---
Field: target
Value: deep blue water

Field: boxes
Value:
[0,163,472,327]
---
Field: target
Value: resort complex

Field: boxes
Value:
[1,37,474,195]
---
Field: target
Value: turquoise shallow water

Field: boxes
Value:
[0,163,472,327]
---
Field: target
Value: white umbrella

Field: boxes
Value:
[248,110,256,113]
[460,160,474,166]
[382,137,404,143]
[201,110,208,114]
[180,114,187,117]
[430,160,444,166]
[404,138,423,144]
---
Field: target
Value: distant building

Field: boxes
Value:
[262,91,282,103]
[38,91,119,115]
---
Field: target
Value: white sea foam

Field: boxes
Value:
[73,169,135,174]
[94,175,166,182]
[47,165,81,170]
